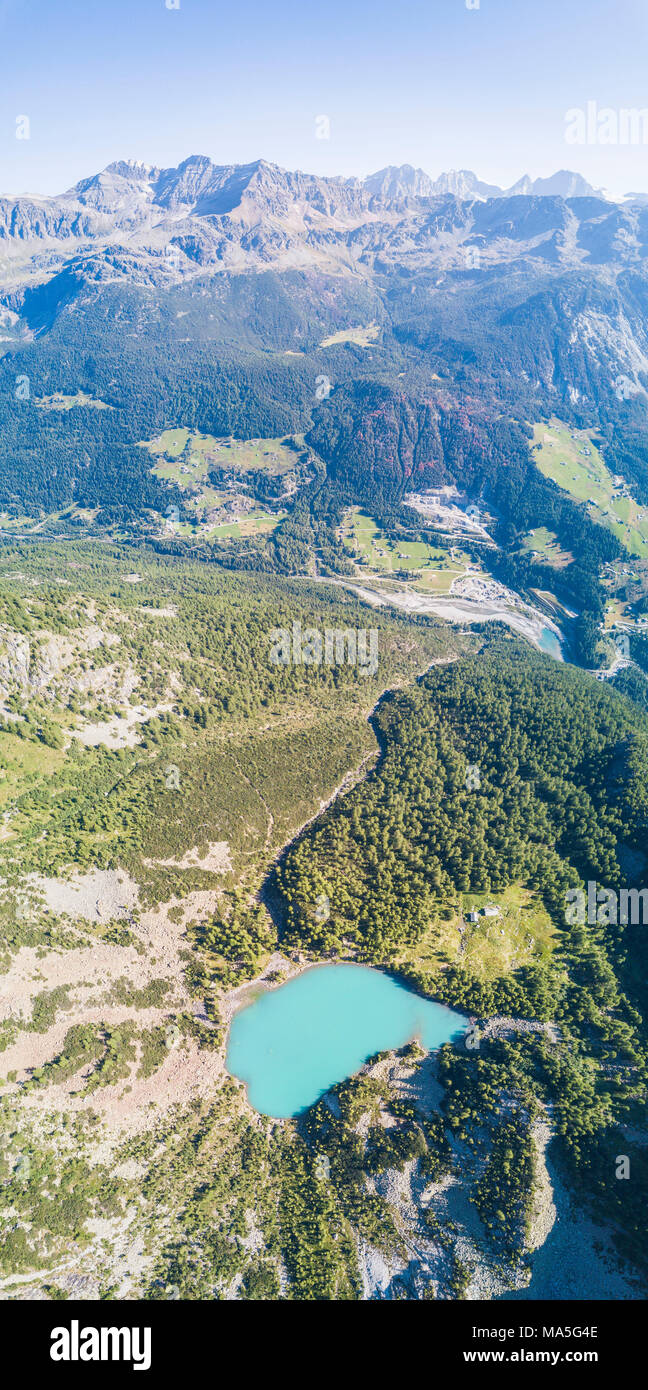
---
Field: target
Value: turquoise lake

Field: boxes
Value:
[538,626,563,660]
[225,963,468,1118]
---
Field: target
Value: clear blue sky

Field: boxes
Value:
[1,0,648,196]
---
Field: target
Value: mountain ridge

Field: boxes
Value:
[0,154,637,304]
[6,155,611,208]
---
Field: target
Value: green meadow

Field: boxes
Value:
[341,509,476,593]
[144,429,299,482]
[533,418,648,559]
[320,323,380,349]
[520,526,574,568]
[34,392,111,411]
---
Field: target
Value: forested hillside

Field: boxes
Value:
[276,638,648,1276]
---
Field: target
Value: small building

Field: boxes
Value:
[466,911,480,923]
[482,905,500,918]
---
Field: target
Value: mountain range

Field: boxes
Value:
[0,156,630,293]
[2,149,648,680]
[364,165,604,201]
[2,154,648,339]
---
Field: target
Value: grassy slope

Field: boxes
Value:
[533,418,648,559]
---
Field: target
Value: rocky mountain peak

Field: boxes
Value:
[430,169,503,200]
[364,165,436,200]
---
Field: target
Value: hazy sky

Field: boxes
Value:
[2,0,648,196]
